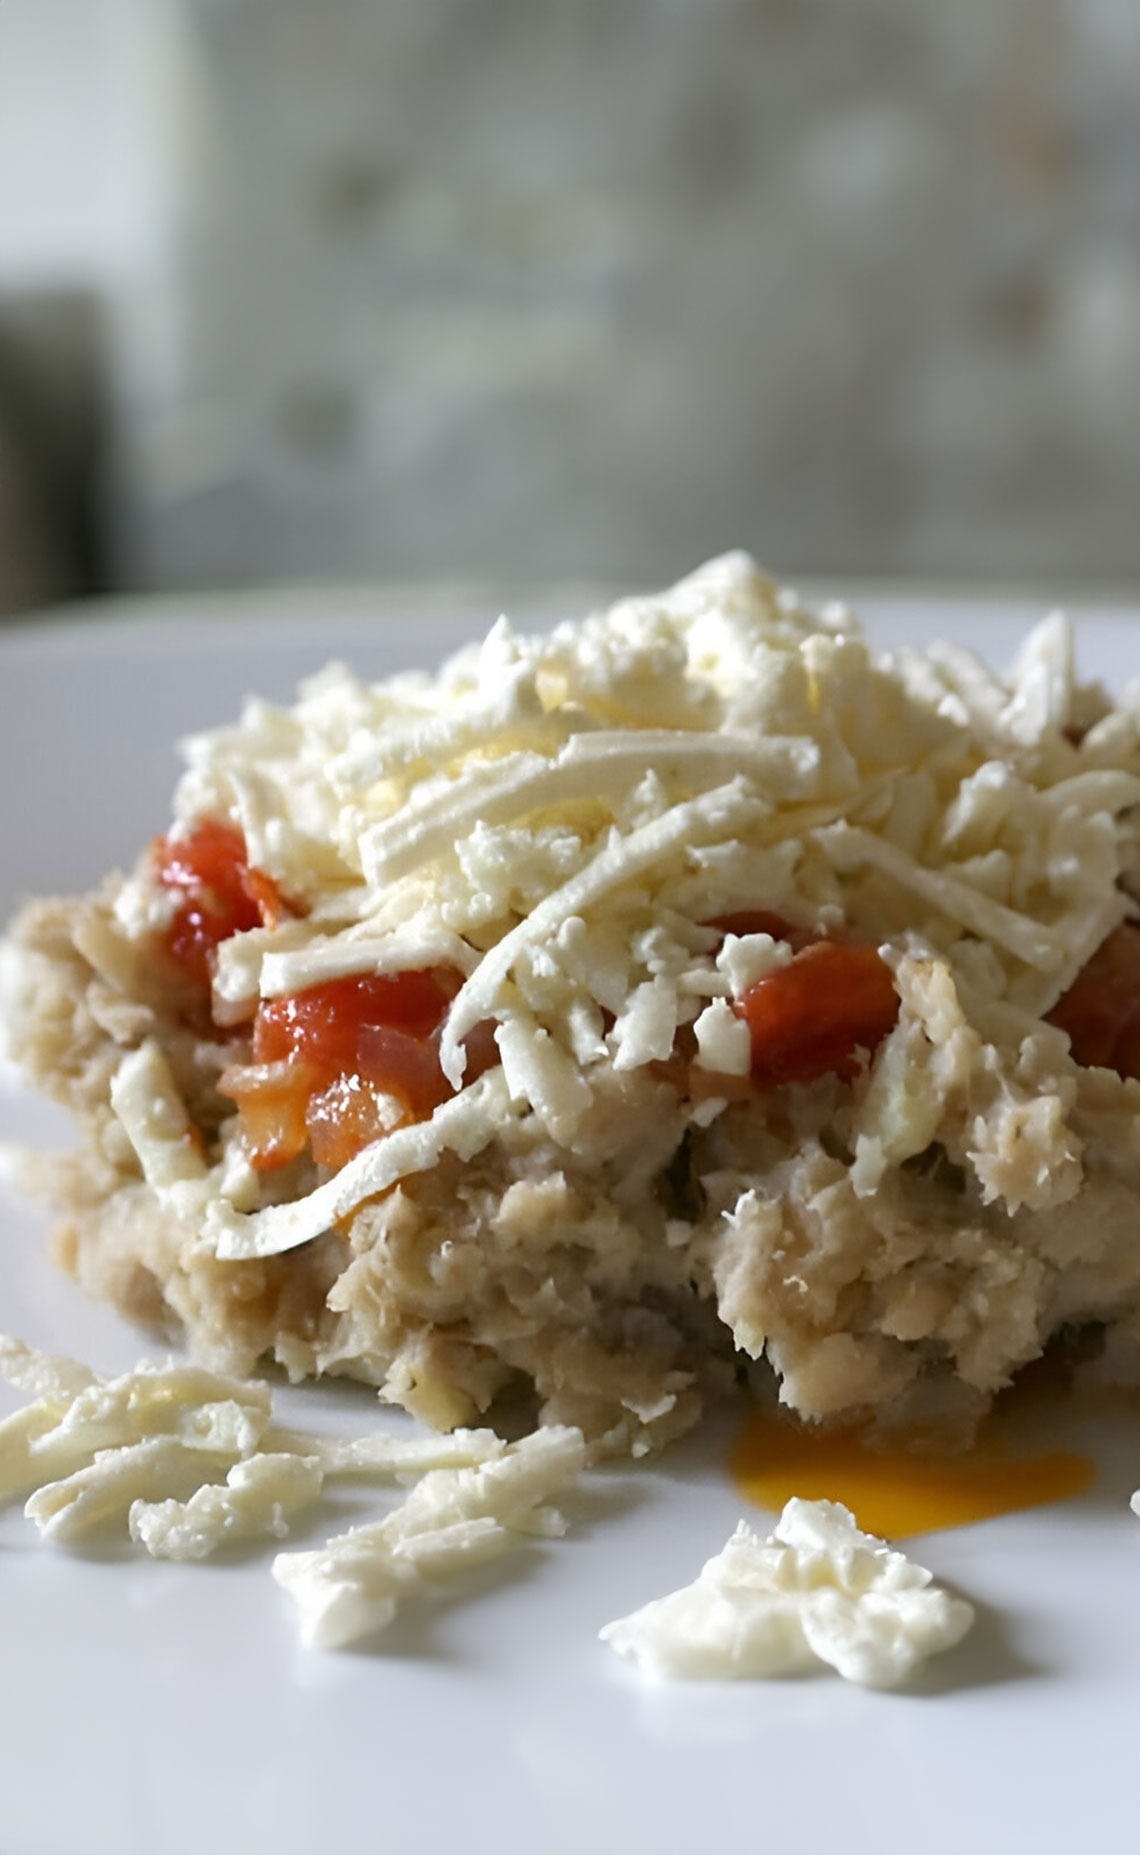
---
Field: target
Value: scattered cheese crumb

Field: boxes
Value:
[0,1354,271,1504]
[599,1499,974,1689]
[129,1454,325,1559]
[26,1436,241,1543]
[262,1424,507,1479]
[716,931,793,996]
[0,1335,511,1564]
[692,998,751,1075]
[272,1425,587,1649]
[0,1337,990,1682]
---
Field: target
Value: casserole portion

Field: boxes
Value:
[7,555,1140,1454]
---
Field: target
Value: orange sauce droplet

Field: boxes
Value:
[729,1403,1095,1539]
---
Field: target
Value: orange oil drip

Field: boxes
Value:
[729,1387,1095,1540]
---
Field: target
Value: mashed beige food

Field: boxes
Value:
[6,554,1140,1454]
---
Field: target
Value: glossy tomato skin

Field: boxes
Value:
[253,970,459,1068]
[1047,923,1140,1080]
[154,823,479,1170]
[154,820,293,987]
[220,1061,317,1172]
[734,938,899,1087]
[305,1032,451,1168]
[226,969,463,1171]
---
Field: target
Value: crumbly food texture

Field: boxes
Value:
[7,554,1140,1453]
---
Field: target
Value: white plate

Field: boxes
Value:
[3,585,1140,1855]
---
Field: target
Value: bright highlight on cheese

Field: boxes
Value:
[599,1499,975,1689]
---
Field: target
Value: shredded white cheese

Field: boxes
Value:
[0,1339,996,1679]
[109,1040,208,1193]
[0,1355,271,1503]
[360,729,823,892]
[439,780,766,1086]
[0,1336,514,1565]
[84,553,1140,1271]
[129,1454,326,1559]
[271,1425,587,1649]
[0,1334,97,1402]
[261,1425,507,1478]
[26,1436,241,1543]
[599,1499,975,1688]
[494,1010,594,1137]
[692,998,751,1075]
[257,929,480,999]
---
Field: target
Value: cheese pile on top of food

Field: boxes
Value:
[6,552,1140,1454]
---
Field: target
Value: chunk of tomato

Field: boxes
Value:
[217,1060,317,1172]
[253,969,460,1069]
[734,939,899,1087]
[1047,924,1140,1080]
[305,1074,401,1171]
[225,968,467,1171]
[154,819,295,987]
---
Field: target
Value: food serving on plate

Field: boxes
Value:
[5,553,1140,1457]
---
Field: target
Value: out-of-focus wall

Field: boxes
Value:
[4,0,1140,599]
[0,0,154,614]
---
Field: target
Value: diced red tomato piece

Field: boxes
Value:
[461,1017,502,1085]
[253,969,460,1069]
[734,939,899,1087]
[218,1060,318,1172]
[158,832,476,1170]
[305,1074,401,1170]
[154,819,297,987]
[243,866,293,930]
[1047,924,1140,1080]
[224,968,468,1171]
[356,1023,453,1118]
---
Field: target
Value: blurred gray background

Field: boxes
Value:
[1,0,1139,616]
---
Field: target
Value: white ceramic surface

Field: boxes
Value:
[2,586,1140,1855]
